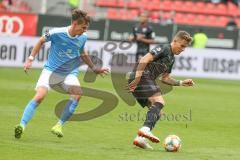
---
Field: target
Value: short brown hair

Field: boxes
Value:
[174,31,193,45]
[71,9,90,24]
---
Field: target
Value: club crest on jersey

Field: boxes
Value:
[142,28,147,32]
[156,47,161,51]
[44,29,50,39]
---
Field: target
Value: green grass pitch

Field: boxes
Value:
[0,67,240,160]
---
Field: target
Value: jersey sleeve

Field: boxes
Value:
[43,28,56,42]
[150,45,163,59]
[79,34,88,54]
[147,27,155,39]
[132,26,137,38]
[166,60,174,73]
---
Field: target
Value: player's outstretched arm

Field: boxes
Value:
[128,35,135,42]
[181,79,195,87]
[80,51,109,77]
[161,73,195,87]
[24,36,46,73]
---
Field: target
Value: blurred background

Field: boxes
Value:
[1,2,240,160]
[0,0,240,79]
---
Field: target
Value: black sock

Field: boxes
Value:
[143,102,164,130]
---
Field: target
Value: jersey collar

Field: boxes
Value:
[67,26,78,39]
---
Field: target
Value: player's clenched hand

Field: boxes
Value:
[128,35,135,41]
[181,79,195,87]
[93,67,109,77]
[23,59,33,74]
[128,77,141,92]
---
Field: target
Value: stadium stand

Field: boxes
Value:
[1,0,239,27]
[95,0,240,27]
[0,0,31,12]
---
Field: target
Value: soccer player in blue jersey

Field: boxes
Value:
[14,9,109,139]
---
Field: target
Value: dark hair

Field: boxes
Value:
[174,30,193,44]
[71,9,90,24]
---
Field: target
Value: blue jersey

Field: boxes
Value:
[43,26,87,76]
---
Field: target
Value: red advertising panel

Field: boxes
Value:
[0,12,37,36]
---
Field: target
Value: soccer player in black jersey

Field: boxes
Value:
[129,12,155,62]
[128,31,195,149]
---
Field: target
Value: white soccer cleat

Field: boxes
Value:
[138,127,160,143]
[133,136,153,150]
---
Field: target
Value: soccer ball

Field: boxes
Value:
[163,135,181,152]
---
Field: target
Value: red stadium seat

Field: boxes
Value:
[227,2,238,16]
[104,0,235,27]
[129,9,139,18]
[172,1,184,12]
[237,6,240,17]
[215,3,227,16]
[127,0,139,9]
[108,9,133,20]
[119,9,137,20]
[117,0,125,8]
[174,13,183,24]
[206,15,218,26]
[185,14,196,25]
[194,2,205,14]
[163,12,170,20]
[119,9,128,20]
[216,16,228,27]
[175,13,188,24]
[141,0,148,3]
[160,0,172,11]
[143,0,160,4]
[6,0,31,12]
[96,0,117,7]
[106,0,118,7]
[145,1,161,11]
[107,8,119,19]
[140,0,149,6]
[205,3,227,15]
[194,14,207,26]
[205,3,218,15]
[182,1,195,13]
[150,11,160,22]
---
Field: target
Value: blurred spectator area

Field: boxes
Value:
[0,0,92,16]
[1,0,240,28]
[0,0,31,12]
[95,0,240,27]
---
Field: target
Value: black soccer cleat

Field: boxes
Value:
[14,125,24,139]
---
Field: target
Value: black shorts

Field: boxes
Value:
[128,72,160,108]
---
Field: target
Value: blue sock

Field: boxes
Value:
[20,100,39,127]
[58,99,78,125]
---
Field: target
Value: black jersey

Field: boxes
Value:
[132,44,175,80]
[147,44,175,80]
[133,24,155,54]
